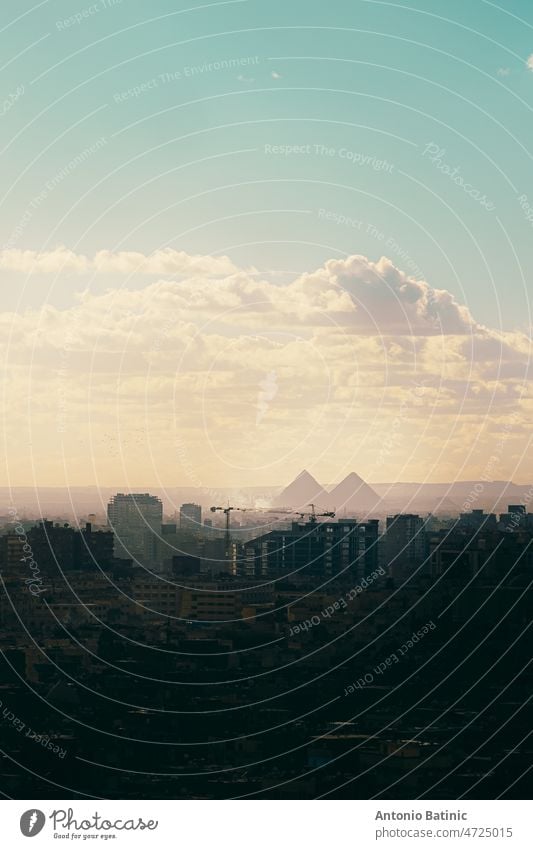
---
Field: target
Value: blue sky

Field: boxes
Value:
[2,0,533,326]
[1,0,532,486]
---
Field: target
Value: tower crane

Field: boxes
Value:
[265,504,336,523]
[210,505,250,557]
[306,503,335,523]
[209,503,337,560]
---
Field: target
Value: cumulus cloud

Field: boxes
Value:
[0,249,530,485]
[92,249,240,277]
[0,247,89,273]
[0,247,240,277]
[300,255,477,334]
[0,248,481,335]
[527,54,533,71]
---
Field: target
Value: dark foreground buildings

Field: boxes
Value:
[0,504,531,799]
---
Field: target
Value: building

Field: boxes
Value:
[241,519,379,581]
[178,582,238,621]
[498,505,530,532]
[457,509,497,531]
[0,520,114,579]
[107,493,163,565]
[429,528,489,581]
[383,514,428,577]
[179,503,202,531]
[75,522,115,571]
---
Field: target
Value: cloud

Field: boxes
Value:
[527,54,533,71]
[271,71,282,79]
[497,67,510,77]
[0,247,89,273]
[92,249,241,277]
[0,250,530,486]
[302,255,477,334]
[0,248,476,335]
[0,254,518,356]
[0,247,240,277]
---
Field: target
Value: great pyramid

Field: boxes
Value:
[327,472,380,512]
[273,470,329,509]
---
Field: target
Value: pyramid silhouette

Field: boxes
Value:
[274,469,329,509]
[328,472,379,512]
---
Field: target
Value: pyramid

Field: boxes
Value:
[328,472,379,512]
[274,470,329,509]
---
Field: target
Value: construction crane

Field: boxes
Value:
[266,504,336,523]
[210,505,249,557]
[307,503,335,522]
[210,503,336,559]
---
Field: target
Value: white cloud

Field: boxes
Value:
[527,54,533,71]
[0,248,477,335]
[301,255,477,334]
[0,250,530,485]
[0,247,90,273]
[0,247,241,277]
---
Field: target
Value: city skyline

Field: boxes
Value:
[1,0,533,812]
[1,490,531,800]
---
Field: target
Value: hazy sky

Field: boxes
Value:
[1,0,532,488]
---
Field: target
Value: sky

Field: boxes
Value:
[0,0,532,489]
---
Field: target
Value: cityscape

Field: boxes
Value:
[1,470,531,799]
[0,0,532,819]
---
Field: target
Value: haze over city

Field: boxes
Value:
[0,0,532,818]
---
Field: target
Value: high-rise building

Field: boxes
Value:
[180,503,202,531]
[499,505,530,532]
[458,509,497,531]
[241,519,379,581]
[0,520,115,578]
[383,514,428,577]
[75,522,115,571]
[107,493,163,565]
